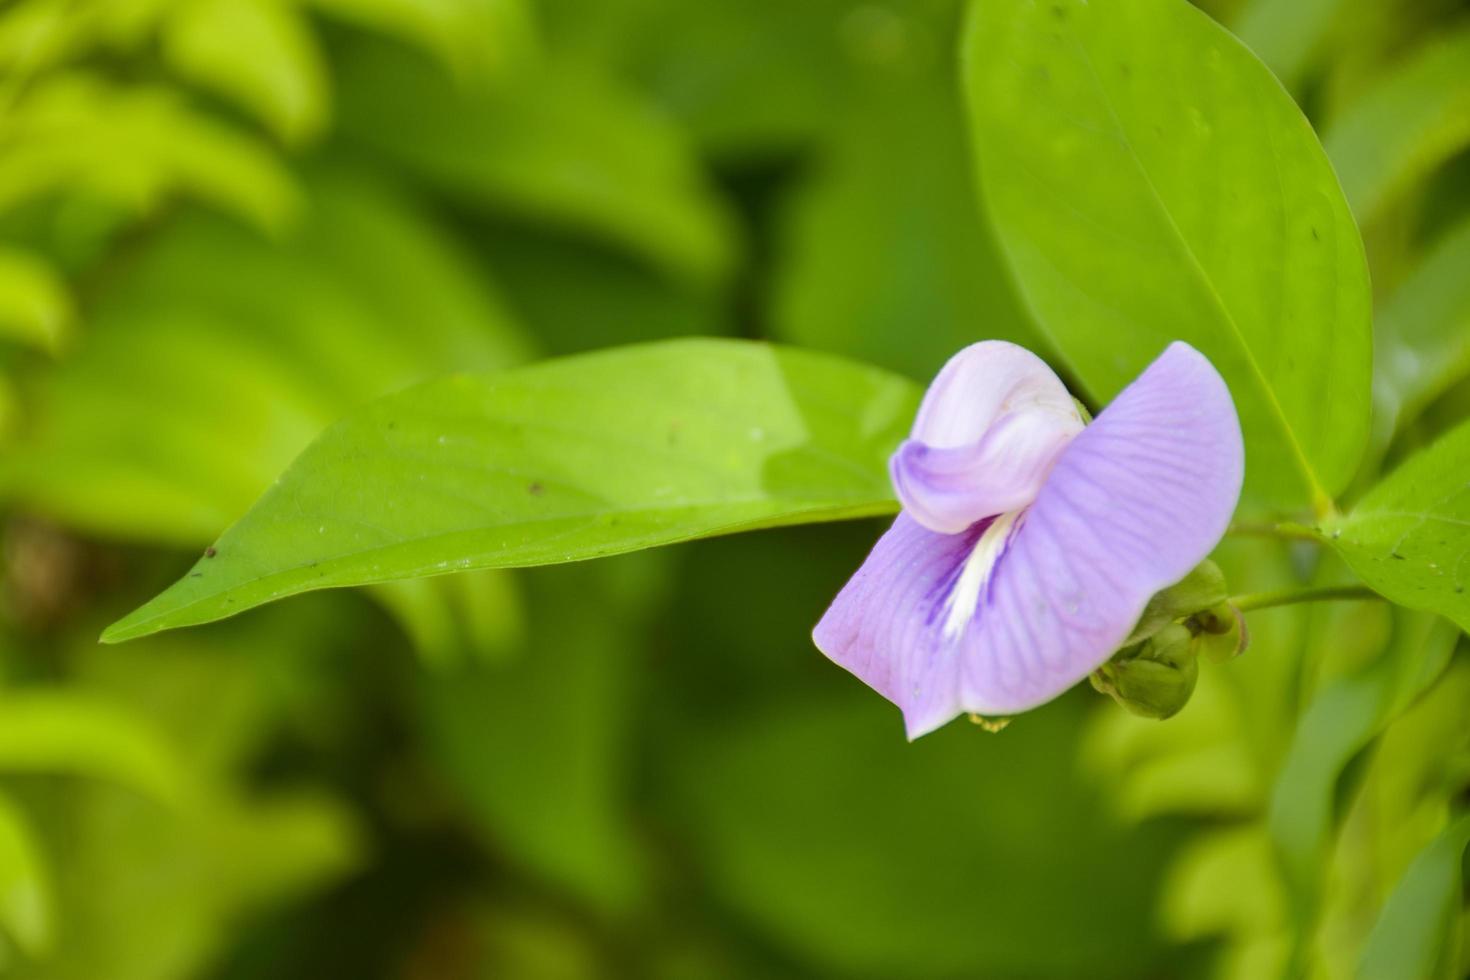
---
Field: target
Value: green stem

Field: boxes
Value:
[1230,585,1381,613]
[1226,520,1324,543]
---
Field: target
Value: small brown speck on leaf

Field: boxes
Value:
[528,482,544,496]
[205,547,217,558]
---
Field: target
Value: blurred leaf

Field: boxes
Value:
[0,692,183,803]
[8,603,367,980]
[0,248,69,354]
[336,34,736,286]
[102,340,919,641]
[162,0,328,143]
[1232,0,1348,91]
[1161,828,1290,979]
[1267,610,1459,914]
[307,0,537,78]
[471,221,731,356]
[540,0,859,158]
[657,693,1175,978]
[1359,811,1470,980]
[1319,657,1470,978]
[965,0,1372,512]
[1327,418,1470,632]
[421,557,658,912]
[0,792,52,958]
[772,40,1038,378]
[1372,217,1470,455]
[4,167,529,544]
[1323,25,1470,229]
[1084,668,1263,822]
[370,569,524,668]
[0,73,298,232]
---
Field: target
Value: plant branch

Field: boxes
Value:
[1229,585,1381,613]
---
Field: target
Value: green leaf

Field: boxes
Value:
[336,34,736,286]
[421,557,656,912]
[772,23,1039,379]
[1372,217,1470,454]
[1231,0,1347,92]
[1326,418,1470,632]
[658,693,1176,977]
[0,693,184,803]
[0,792,53,958]
[964,0,1372,512]
[306,0,537,78]
[1358,812,1470,980]
[162,0,328,144]
[0,248,70,354]
[1268,609,1459,915]
[3,167,530,544]
[102,340,918,642]
[1323,26,1470,229]
[0,73,298,232]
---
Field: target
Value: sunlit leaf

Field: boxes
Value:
[1327,418,1470,632]
[0,692,183,803]
[3,168,529,544]
[370,568,525,668]
[162,0,328,143]
[0,73,298,232]
[1358,812,1470,980]
[335,35,736,286]
[965,0,1372,512]
[0,249,70,354]
[0,792,53,958]
[1323,26,1470,228]
[102,340,918,641]
[1161,828,1290,979]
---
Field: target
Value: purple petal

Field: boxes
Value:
[814,342,1243,738]
[896,340,1083,532]
[891,409,1082,534]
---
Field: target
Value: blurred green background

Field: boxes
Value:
[0,0,1467,977]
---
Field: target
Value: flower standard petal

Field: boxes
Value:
[813,342,1243,739]
[896,340,1084,532]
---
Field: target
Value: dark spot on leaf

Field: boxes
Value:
[1311,226,1320,241]
[387,421,397,430]
[528,482,544,496]
[205,547,217,558]
[188,573,202,579]
[1391,551,1406,560]
[1051,2,1067,18]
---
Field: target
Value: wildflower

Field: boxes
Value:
[813,341,1243,738]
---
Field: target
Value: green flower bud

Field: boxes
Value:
[1091,623,1199,720]
[1193,600,1248,664]
[1125,560,1229,645]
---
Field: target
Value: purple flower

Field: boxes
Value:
[813,341,1244,739]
